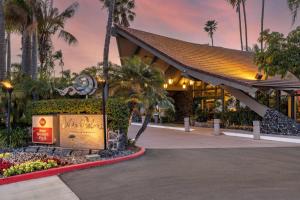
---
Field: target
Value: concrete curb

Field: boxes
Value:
[0,147,145,185]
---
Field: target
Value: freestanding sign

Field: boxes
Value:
[59,115,104,150]
[32,115,58,144]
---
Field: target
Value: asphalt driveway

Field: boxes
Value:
[61,147,300,200]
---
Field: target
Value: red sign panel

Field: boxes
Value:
[32,127,53,144]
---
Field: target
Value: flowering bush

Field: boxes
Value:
[0,159,12,175]
[42,157,68,166]
[0,153,11,159]
[3,160,58,177]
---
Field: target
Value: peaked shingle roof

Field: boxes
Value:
[116,26,260,82]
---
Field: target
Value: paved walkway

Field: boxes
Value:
[61,148,300,200]
[0,176,79,200]
[3,125,300,200]
[128,125,300,149]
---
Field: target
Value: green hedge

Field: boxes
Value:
[28,98,130,132]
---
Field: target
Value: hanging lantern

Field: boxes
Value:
[182,82,187,89]
[168,78,173,85]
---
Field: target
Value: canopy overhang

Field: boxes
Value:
[114,25,300,93]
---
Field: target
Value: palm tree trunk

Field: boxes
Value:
[21,31,32,76]
[242,0,248,51]
[261,0,265,52]
[0,0,6,80]
[211,35,214,47]
[7,31,11,78]
[32,31,38,80]
[134,113,151,142]
[103,0,115,101]
[238,4,244,51]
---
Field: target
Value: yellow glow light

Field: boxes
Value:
[163,83,168,89]
[1,81,13,89]
[168,78,173,85]
[189,80,194,85]
[182,83,186,89]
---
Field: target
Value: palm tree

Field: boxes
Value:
[226,0,244,51]
[0,0,5,80]
[110,56,174,142]
[204,20,217,46]
[4,0,36,77]
[241,0,248,51]
[288,0,300,24]
[36,0,79,79]
[102,0,115,102]
[261,0,265,51]
[100,0,135,27]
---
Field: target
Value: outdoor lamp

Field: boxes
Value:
[1,81,14,133]
[163,83,168,89]
[168,78,173,85]
[182,82,187,89]
[189,80,194,85]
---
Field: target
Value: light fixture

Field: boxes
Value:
[168,78,173,85]
[189,80,194,86]
[182,82,187,89]
[1,81,13,134]
[163,83,168,89]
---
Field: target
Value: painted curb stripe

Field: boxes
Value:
[0,147,145,186]
[131,123,195,131]
[223,132,300,144]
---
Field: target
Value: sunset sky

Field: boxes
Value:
[10,0,300,73]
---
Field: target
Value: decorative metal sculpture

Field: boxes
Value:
[55,74,98,96]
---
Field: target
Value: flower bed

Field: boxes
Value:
[0,146,139,179]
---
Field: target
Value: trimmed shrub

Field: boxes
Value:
[28,98,130,133]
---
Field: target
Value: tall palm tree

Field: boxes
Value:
[241,0,248,51]
[110,56,174,142]
[0,0,5,80]
[226,0,244,51]
[204,20,217,46]
[288,0,300,24]
[261,0,265,51]
[4,0,35,77]
[100,0,135,27]
[36,0,79,79]
[102,0,115,102]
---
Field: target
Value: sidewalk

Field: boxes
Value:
[0,176,79,200]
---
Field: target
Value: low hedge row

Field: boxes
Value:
[28,98,130,132]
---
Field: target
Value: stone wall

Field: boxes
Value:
[261,109,300,135]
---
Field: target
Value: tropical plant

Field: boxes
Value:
[36,0,79,79]
[110,56,174,142]
[288,0,300,24]
[0,127,29,148]
[0,0,6,80]
[100,0,135,27]
[254,27,300,79]
[204,20,217,46]
[226,0,244,50]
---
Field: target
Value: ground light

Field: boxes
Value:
[1,81,13,133]
[96,77,107,149]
